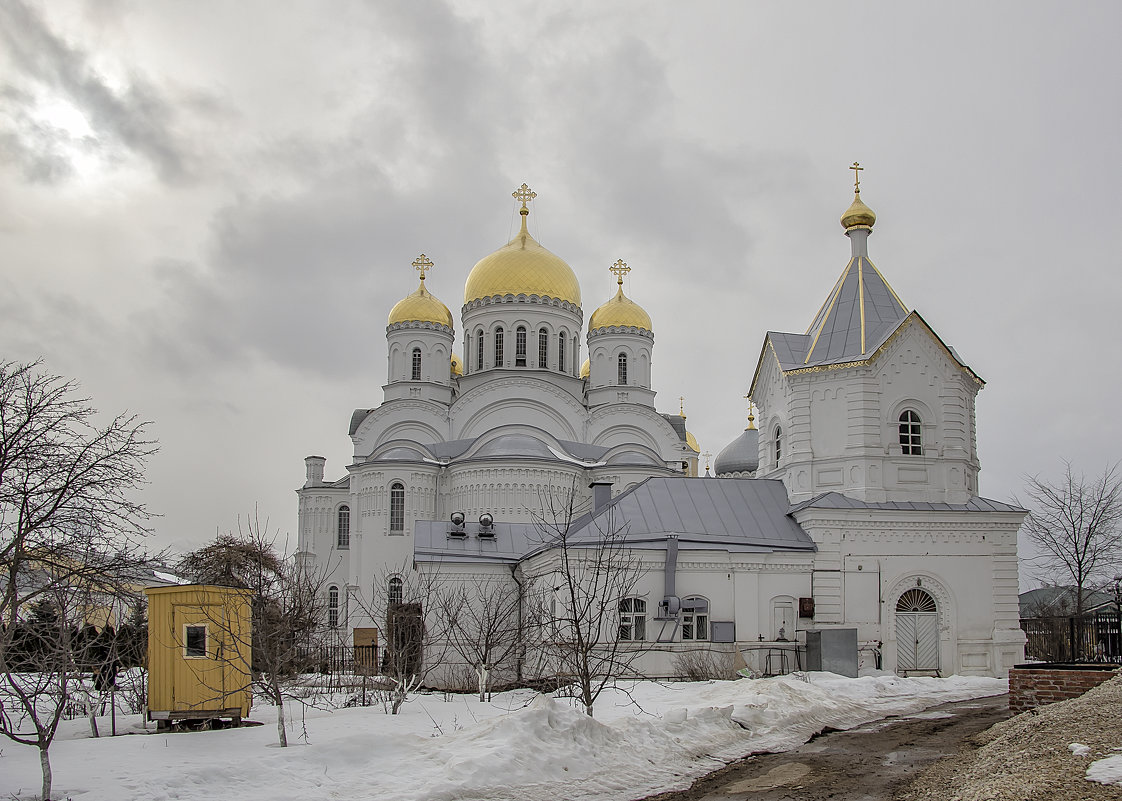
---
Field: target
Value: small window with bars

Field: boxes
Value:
[899,410,922,455]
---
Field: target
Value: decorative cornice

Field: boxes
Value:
[587,325,654,340]
[386,320,455,335]
[462,294,584,317]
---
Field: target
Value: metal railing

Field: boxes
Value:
[1020,611,1122,663]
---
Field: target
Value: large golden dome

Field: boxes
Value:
[588,259,652,332]
[388,270,453,328]
[464,199,581,306]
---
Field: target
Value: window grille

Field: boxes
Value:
[899,410,923,455]
[617,353,628,385]
[494,327,504,367]
[558,334,566,373]
[411,348,421,381]
[516,326,527,366]
[328,585,339,628]
[388,576,403,606]
[538,328,548,368]
[618,597,646,641]
[476,330,484,371]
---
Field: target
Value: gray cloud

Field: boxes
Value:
[0,0,200,183]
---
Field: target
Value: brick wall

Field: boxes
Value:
[1008,664,1120,712]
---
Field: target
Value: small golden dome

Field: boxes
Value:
[580,358,590,379]
[388,277,453,327]
[841,192,876,230]
[450,353,463,377]
[588,259,652,332]
[464,193,581,306]
[589,286,653,331]
[685,431,700,453]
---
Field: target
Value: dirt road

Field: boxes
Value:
[638,693,1011,801]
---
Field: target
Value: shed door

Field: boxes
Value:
[173,603,228,710]
[895,589,939,673]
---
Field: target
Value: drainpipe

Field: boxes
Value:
[510,563,524,683]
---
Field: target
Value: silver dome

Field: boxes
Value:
[714,428,759,476]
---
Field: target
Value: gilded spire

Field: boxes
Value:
[841,162,877,230]
[513,182,536,217]
[743,394,757,430]
[413,253,433,283]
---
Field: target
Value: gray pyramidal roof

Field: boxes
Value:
[765,255,909,370]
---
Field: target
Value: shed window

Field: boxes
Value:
[681,597,709,641]
[328,585,339,628]
[494,327,504,367]
[390,482,405,532]
[617,353,628,385]
[899,410,923,455]
[411,348,422,381]
[538,328,548,368]
[337,505,350,549]
[618,597,646,641]
[476,330,484,371]
[516,326,527,366]
[558,334,566,373]
[184,625,207,658]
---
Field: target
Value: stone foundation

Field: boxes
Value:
[1008,663,1120,712]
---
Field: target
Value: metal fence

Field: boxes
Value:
[296,645,379,691]
[1020,612,1122,663]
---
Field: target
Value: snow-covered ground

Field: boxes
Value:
[1,673,1006,801]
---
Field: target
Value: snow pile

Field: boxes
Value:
[1087,754,1122,787]
[0,673,1004,801]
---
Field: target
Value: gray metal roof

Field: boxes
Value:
[801,256,909,368]
[414,476,816,564]
[788,491,1026,514]
[714,428,759,475]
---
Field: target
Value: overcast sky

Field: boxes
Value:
[2,1,1118,586]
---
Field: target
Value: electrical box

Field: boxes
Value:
[710,621,735,643]
[805,628,858,677]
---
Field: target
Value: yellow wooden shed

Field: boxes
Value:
[144,584,253,729]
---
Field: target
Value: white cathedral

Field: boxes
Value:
[296,175,1026,679]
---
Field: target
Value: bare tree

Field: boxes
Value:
[177,512,330,747]
[433,574,525,701]
[0,359,155,800]
[359,564,448,714]
[527,485,649,717]
[1018,462,1122,620]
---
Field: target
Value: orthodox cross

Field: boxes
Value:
[610,258,630,286]
[743,393,757,429]
[679,395,686,416]
[850,161,863,193]
[513,183,537,213]
[703,451,713,473]
[413,254,433,282]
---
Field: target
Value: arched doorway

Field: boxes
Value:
[896,588,939,674]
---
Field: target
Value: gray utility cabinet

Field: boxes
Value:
[805,628,859,677]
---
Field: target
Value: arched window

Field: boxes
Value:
[476,330,484,371]
[388,576,403,606]
[389,482,405,533]
[899,410,922,455]
[618,597,646,641]
[515,326,527,366]
[774,426,783,466]
[681,597,709,641]
[411,348,421,381]
[557,333,566,373]
[494,327,504,367]
[617,353,628,385]
[328,585,339,628]
[337,505,350,549]
[538,328,548,368]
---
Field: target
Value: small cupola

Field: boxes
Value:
[388,254,453,328]
[588,259,652,333]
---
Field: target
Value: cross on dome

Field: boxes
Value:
[679,395,686,417]
[850,161,864,193]
[743,394,757,430]
[413,254,434,282]
[512,183,537,215]
[610,259,630,286]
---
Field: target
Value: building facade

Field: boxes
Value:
[296,177,1025,680]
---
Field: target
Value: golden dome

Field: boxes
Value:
[588,259,652,332]
[450,353,463,377]
[388,277,453,327]
[685,431,700,453]
[580,358,590,379]
[464,199,581,306]
[841,192,876,230]
[589,286,652,331]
